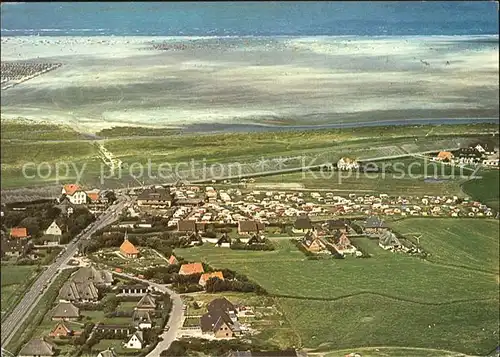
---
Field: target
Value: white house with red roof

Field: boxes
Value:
[62,184,87,205]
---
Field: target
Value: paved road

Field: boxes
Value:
[0,194,132,348]
[111,272,184,356]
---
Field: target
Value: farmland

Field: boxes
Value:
[175,219,499,355]
[0,265,40,320]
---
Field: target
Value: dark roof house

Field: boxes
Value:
[18,338,55,357]
[294,216,313,230]
[208,297,236,314]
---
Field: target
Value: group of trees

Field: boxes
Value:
[161,338,277,357]
[230,238,275,251]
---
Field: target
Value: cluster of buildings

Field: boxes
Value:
[432,143,499,167]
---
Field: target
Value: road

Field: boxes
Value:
[111,272,184,356]
[0,194,132,349]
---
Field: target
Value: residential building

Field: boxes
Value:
[18,338,55,357]
[293,216,313,234]
[132,310,153,330]
[378,231,401,250]
[324,219,349,234]
[97,349,117,357]
[168,255,179,265]
[434,151,454,162]
[201,309,241,338]
[49,321,73,337]
[135,293,157,312]
[62,184,87,205]
[199,271,224,287]
[44,221,62,236]
[1,237,32,258]
[177,219,197,233]
[216,233,231,247]
[51,301,80,321]
[179,262,204,275]
[362,216,388,235]
[125,331,144,349]
[10,227,29,239]
[95,324,132,335]
[208,297,237,315]
[237,220,264,235]
[71,266,113,286]
[337,157,359,171]
[302,232,327,253]
[334,233,356,254]
[58,281,99,303]
[137,187,174,207]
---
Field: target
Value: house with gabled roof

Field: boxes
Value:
[44,221,62,236]
[18,338,55,357]
[301,232,327,253]
[293,215,313,234]
[177,219,197,233]
[58,280,99,303]
[238,220,264,235]
[51,301,80,321]
[199,271,224,287]
[61,184,87,205]
[378,230,401,250]
[97,349,117,357]
[135,293,157,312]
[216,233,231,247]
[168,255,179,265]
[362,216,388,235]
[334,233,356,255]
[10,227,29,239]
[324,219,349,234]
[125,331,144,349]
[72,266,113,286]
[132,310,152,330]
[200,309,241,338]
[208,297,237,315]
[179,262,204,275]
[137,187,174,207]
[49,321,73,337]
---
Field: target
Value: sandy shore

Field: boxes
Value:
[1,35,498,132]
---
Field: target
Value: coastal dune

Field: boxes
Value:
[1,35,498,131]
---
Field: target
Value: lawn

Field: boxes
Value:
[175,219,499,355]
[462,170,500,211]
[0,265,40,320]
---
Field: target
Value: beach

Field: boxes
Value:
[1,35,498,132]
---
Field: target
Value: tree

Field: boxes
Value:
[105,191,117,204]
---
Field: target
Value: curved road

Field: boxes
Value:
[0,194,131,348]
[111,272,184,356]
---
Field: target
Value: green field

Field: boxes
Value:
[1,120,497,189]
[0,265,40,320]
[175,219,499,355]
[462,170,500,211]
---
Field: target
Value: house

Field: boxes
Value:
[208,297,237,315]
[293,216,313,234]
[434,151,454,162]
[85,189,101,203]
[216,233,231,247]
[125,331,144,349]
[44,221,62,236]
[51,301,80,321]
[61,184,87,205]
[337,157,359,171]
[362,216,388,235]
[482,158,499,167]
[302,232,327,253]
[247,234,265,245]
[97,349,117,357]
[334,233,356,254]
[201,309,241,338]
[120,233,139,259]
[49,321,73,337]
[137,187,174,207]
[324,219,349,233]
[72,266,113,286]
[177,219,197,233]
[135,293,157,312]
[117,284,150,296]
[378,230,401,250]
[1,237,32,258]
[132,310,153,330]
[10,227,29,239]
[58,281,99,303]
[199,271,224,287]
[237,220,264,235]
[18,338,55,357]
[168,255,179,265]
[473,143,495,155]
[179,262,205,275]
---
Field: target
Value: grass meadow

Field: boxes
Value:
[0,265,40,321]
[175,219,499,355]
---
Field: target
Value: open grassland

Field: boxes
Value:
[175,219,499,355]
[322,347,490,357]
[1,120,84,141]
[390,218,499,274]
[462,170,500,211]
[250,171,467,196]
[0,265,39,320]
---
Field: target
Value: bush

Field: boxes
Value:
[230,239,275,251]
